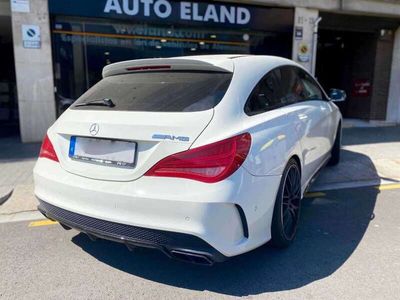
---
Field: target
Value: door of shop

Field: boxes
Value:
[316,29,376,119]
[0,16,18,137]
[316,13,398,120]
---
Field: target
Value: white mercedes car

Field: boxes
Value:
[34,55,345,265]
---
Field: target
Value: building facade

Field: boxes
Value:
[0,0,400,142]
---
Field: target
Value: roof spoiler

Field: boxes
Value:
[102,58,234,78]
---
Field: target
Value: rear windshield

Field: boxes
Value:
[71,71,232,112]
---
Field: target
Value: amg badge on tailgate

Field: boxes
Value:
[152,134,190,142]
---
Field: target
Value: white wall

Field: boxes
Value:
[11,0,56,142]
[291,7,319,73]
[386,27,400,123]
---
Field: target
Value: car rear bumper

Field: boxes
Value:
[38,199,226,265]
[34,159,281,258]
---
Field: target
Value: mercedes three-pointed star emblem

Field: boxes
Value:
[89,123,99,136]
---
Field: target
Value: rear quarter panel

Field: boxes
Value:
[240,109,303,176]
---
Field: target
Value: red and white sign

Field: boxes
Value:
[352,79,371,97]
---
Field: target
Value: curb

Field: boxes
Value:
[342,120,397,128]
[0,187,13,205]
[309,178,400,192]
[0,210,43,224]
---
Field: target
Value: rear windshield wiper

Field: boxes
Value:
[75,98,115,108]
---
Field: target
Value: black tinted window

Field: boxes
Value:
[71,71,232,112]
[245,67,304,115]
[245,66,327,116]
[295,68,325,101]
[277,66,325,103]
[274,66,304,105]
[244,70,282,115]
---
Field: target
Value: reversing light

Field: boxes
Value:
[39,134,59,162]
[145,133,251,183]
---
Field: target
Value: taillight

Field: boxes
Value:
[145,133,251,183]
[39,134,59,162]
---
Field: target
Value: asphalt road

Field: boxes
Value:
[1,186,400,299]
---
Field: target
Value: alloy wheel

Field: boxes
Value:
[281,164,301,240]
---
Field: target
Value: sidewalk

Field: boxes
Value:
[311,126,400,190]
[0,137,40,215]
[1,126,400,218]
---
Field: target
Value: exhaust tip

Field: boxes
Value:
[170,250,214,266]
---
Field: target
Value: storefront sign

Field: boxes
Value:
[49,0,293,31]
[22,24,41,49]
[352,79,371,97]
[11,0,30,13]
[104,0,250,25]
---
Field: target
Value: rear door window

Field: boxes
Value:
[295,68,326,101]
[275,66,304,105]
[245,65,327,116]
[71,71,232,112]
[277,66,327,102]
[244,70,282,115]
[245,66,304,115]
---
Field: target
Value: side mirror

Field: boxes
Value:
[329,89,347,102]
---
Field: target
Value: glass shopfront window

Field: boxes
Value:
[50,1,293,115]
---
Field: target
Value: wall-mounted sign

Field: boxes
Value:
[297,42,310,62]
[22,24,41,49]
[11,0,30,12]
[294,26,303,40]
[48,0,294,32]
[352,79,371,97]
[104,0,251,24]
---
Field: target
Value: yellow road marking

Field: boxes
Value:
[305,192,326,198]
[28,219,58,227]
[376,183,400,191]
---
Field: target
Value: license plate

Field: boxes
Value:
[69,136,136,168]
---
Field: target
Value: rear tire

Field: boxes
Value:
[271,158,302,248]
[328,124,341,166]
